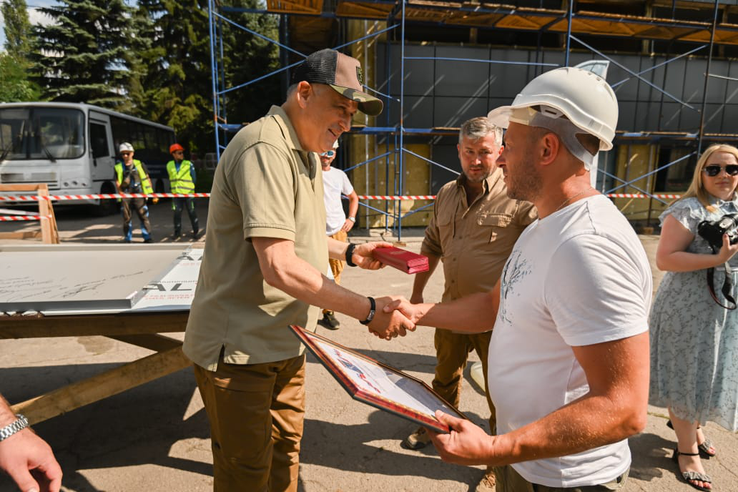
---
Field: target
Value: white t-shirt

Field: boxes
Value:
[322,167,354,236]
[488,194,652,488]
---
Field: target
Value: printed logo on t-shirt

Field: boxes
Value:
[499,249,530,324]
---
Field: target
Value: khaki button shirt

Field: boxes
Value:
[183,105,328,370]
[423,168,537,303]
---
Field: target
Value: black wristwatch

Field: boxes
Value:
[359,297,376,325]
[345,243,357,267]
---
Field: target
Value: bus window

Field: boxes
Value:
[132,122,145,153]
[37,108,84,159]
[0,107,84,160]
[90,123,110,159]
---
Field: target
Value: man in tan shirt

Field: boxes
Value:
[401,117,536,492]
[184,49,414,492]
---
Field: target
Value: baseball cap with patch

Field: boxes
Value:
[291,49,383,117]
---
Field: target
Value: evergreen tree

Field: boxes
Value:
[31,0,137,107]
[2,0,32,58]
[137,0,212,153]
[134,0,280,155]
[222,0,281,125]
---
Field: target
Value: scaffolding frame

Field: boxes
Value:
[208,0,737,238]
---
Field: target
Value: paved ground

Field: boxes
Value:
[0,201,737,492]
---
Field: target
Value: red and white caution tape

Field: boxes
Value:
[0,192,212,202]
[0,215,51,221]
[0,192,683,202]
[356,195,436,200]
[606,193,681,199]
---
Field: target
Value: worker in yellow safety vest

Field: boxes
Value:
[166,143,199,239]
[115,142,156,243]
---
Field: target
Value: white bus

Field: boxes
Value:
[0,102,176,214]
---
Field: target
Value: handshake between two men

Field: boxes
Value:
[349,242,498,343]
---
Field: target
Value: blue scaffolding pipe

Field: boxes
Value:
[709,73,738,82]
[564,0,573,67]
[403,148,460,176]
[218,124,244,132]
[398,0,407,241]
[208,0,222,159]
[333,24,399,51]
[356,201,399,217]
[213,11,305,58]
[344,150,394,173]
[698,0,720,157]
[217,23,398,96]
[218,15,229,150]
[362,85,400,102]
[605,151,696,194]
[220,60,303,95]
[404,56,559,67]
[618,131,699,139]
[343,195,434,221]
[598,168,668,205]
[400,201,435,217]
[571,35,698,111]
[611,45,707,89]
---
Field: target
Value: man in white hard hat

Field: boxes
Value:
[401,116,536,492]
[114,142,156,243]
[384,67,652,491]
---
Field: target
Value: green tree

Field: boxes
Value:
[134,0,280,155]
[31,0,138,108]
[136,0,212,153]
[222,1,281,124]
[1,0,40,101]
[0,53,40,101]
[2,0,32,58]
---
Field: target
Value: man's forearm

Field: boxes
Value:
[256,239,372,321]
[348,194,359,219]
[327,236,350,260]
[491,389,646,467]
[487,333,649,466]
[414,289,498,333]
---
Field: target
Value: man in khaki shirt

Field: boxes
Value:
[184,49,414,492]
[401,117,536,492]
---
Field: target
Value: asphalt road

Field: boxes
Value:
[0,201,736,492]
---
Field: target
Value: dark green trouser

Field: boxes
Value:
[172,197,199,235]
[494,465,629,492]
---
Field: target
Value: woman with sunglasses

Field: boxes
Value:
[650,144,738,491]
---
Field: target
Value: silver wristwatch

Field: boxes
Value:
[0,414,29,442]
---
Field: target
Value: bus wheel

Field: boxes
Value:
[94,182,119,216]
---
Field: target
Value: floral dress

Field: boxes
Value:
[649,196,738,431]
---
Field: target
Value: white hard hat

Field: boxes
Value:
[119,142,134,153]
[487,67,618,152]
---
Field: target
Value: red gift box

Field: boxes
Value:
[372,247,429,274]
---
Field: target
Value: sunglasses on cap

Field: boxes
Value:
[320,150,336,158]
[703,165,738,177]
